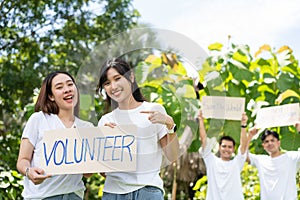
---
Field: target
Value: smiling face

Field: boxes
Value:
[262,135,281,157]
[48,73,78,113]
[219,139,235,161]
[102,67,134,108]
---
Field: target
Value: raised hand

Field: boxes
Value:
[248,126,258,140]
[295,120,300,132]
[198,110,204,122]
[241,112,248,126]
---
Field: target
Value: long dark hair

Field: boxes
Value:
[35,71,80,116]
[96,57,146,111]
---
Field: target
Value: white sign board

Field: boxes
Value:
[41,125,137,175]
[201,96,245,120]
[255,103,299,128]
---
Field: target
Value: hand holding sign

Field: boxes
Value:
[26,167,52,185]
[198,109,204,122]
[241,112,248,126]
[248,126,259,141]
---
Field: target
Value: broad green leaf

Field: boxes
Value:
[281,64,299,76]
[171,61,187,75]
[232,51,249,66]
[259,63,278,77]
[140,79,164,89]
[189,139,201,152]
[208,42,223,51]
[224,120,241,143]
[176,85,197,99]
[275,89,300,104]
[229,59,247,70]
[228,63,253,82]
[280,126,300,150]
[193,176,207,190]
[227,81,242,97]
[276,73,296,92]
[199,62,219,82]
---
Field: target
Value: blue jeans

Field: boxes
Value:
[102,186,163,200]
[42,192,82,200]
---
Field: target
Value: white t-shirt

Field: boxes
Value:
[98,101,168,194]
[249,152,300,200]
[21,111,93,199]
[200,140,246,200]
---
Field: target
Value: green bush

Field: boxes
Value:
[0,170,23,200]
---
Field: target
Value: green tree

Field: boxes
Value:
[199,43,299,149]
[193,42,300,199]
[0,0,139,198]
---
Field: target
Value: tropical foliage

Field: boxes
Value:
[1,0,300,199]
[94,43,299,199]
[191,42,300,199]
[0,0,139,198]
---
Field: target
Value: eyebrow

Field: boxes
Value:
[112,74,122,78]
[54,79,73,87]
[104,74,122,82]
[221,144,233,147]
[263,138,276,142]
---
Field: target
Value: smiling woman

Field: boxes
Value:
[96,58,180,200]
[35,72,79,119]
[48,74,78,121]
[16,71,93,199]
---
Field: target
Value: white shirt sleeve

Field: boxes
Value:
[22,112,43,146]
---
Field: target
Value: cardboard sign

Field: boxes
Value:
[255,103,299,128]
[201,96,245,120]
[41,125,137,175]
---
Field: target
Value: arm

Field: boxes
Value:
[141,111,179,162]
[246,126,258,163]
[240,112,248,154]
[198,109,207,149]
[17,138,51,185]
[296,120,300,132]
[159,113,180,163]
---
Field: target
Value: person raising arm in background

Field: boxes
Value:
[198,109,248,200]
[247,120,300,200]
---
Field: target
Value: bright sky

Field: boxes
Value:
[132,0,300,60]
